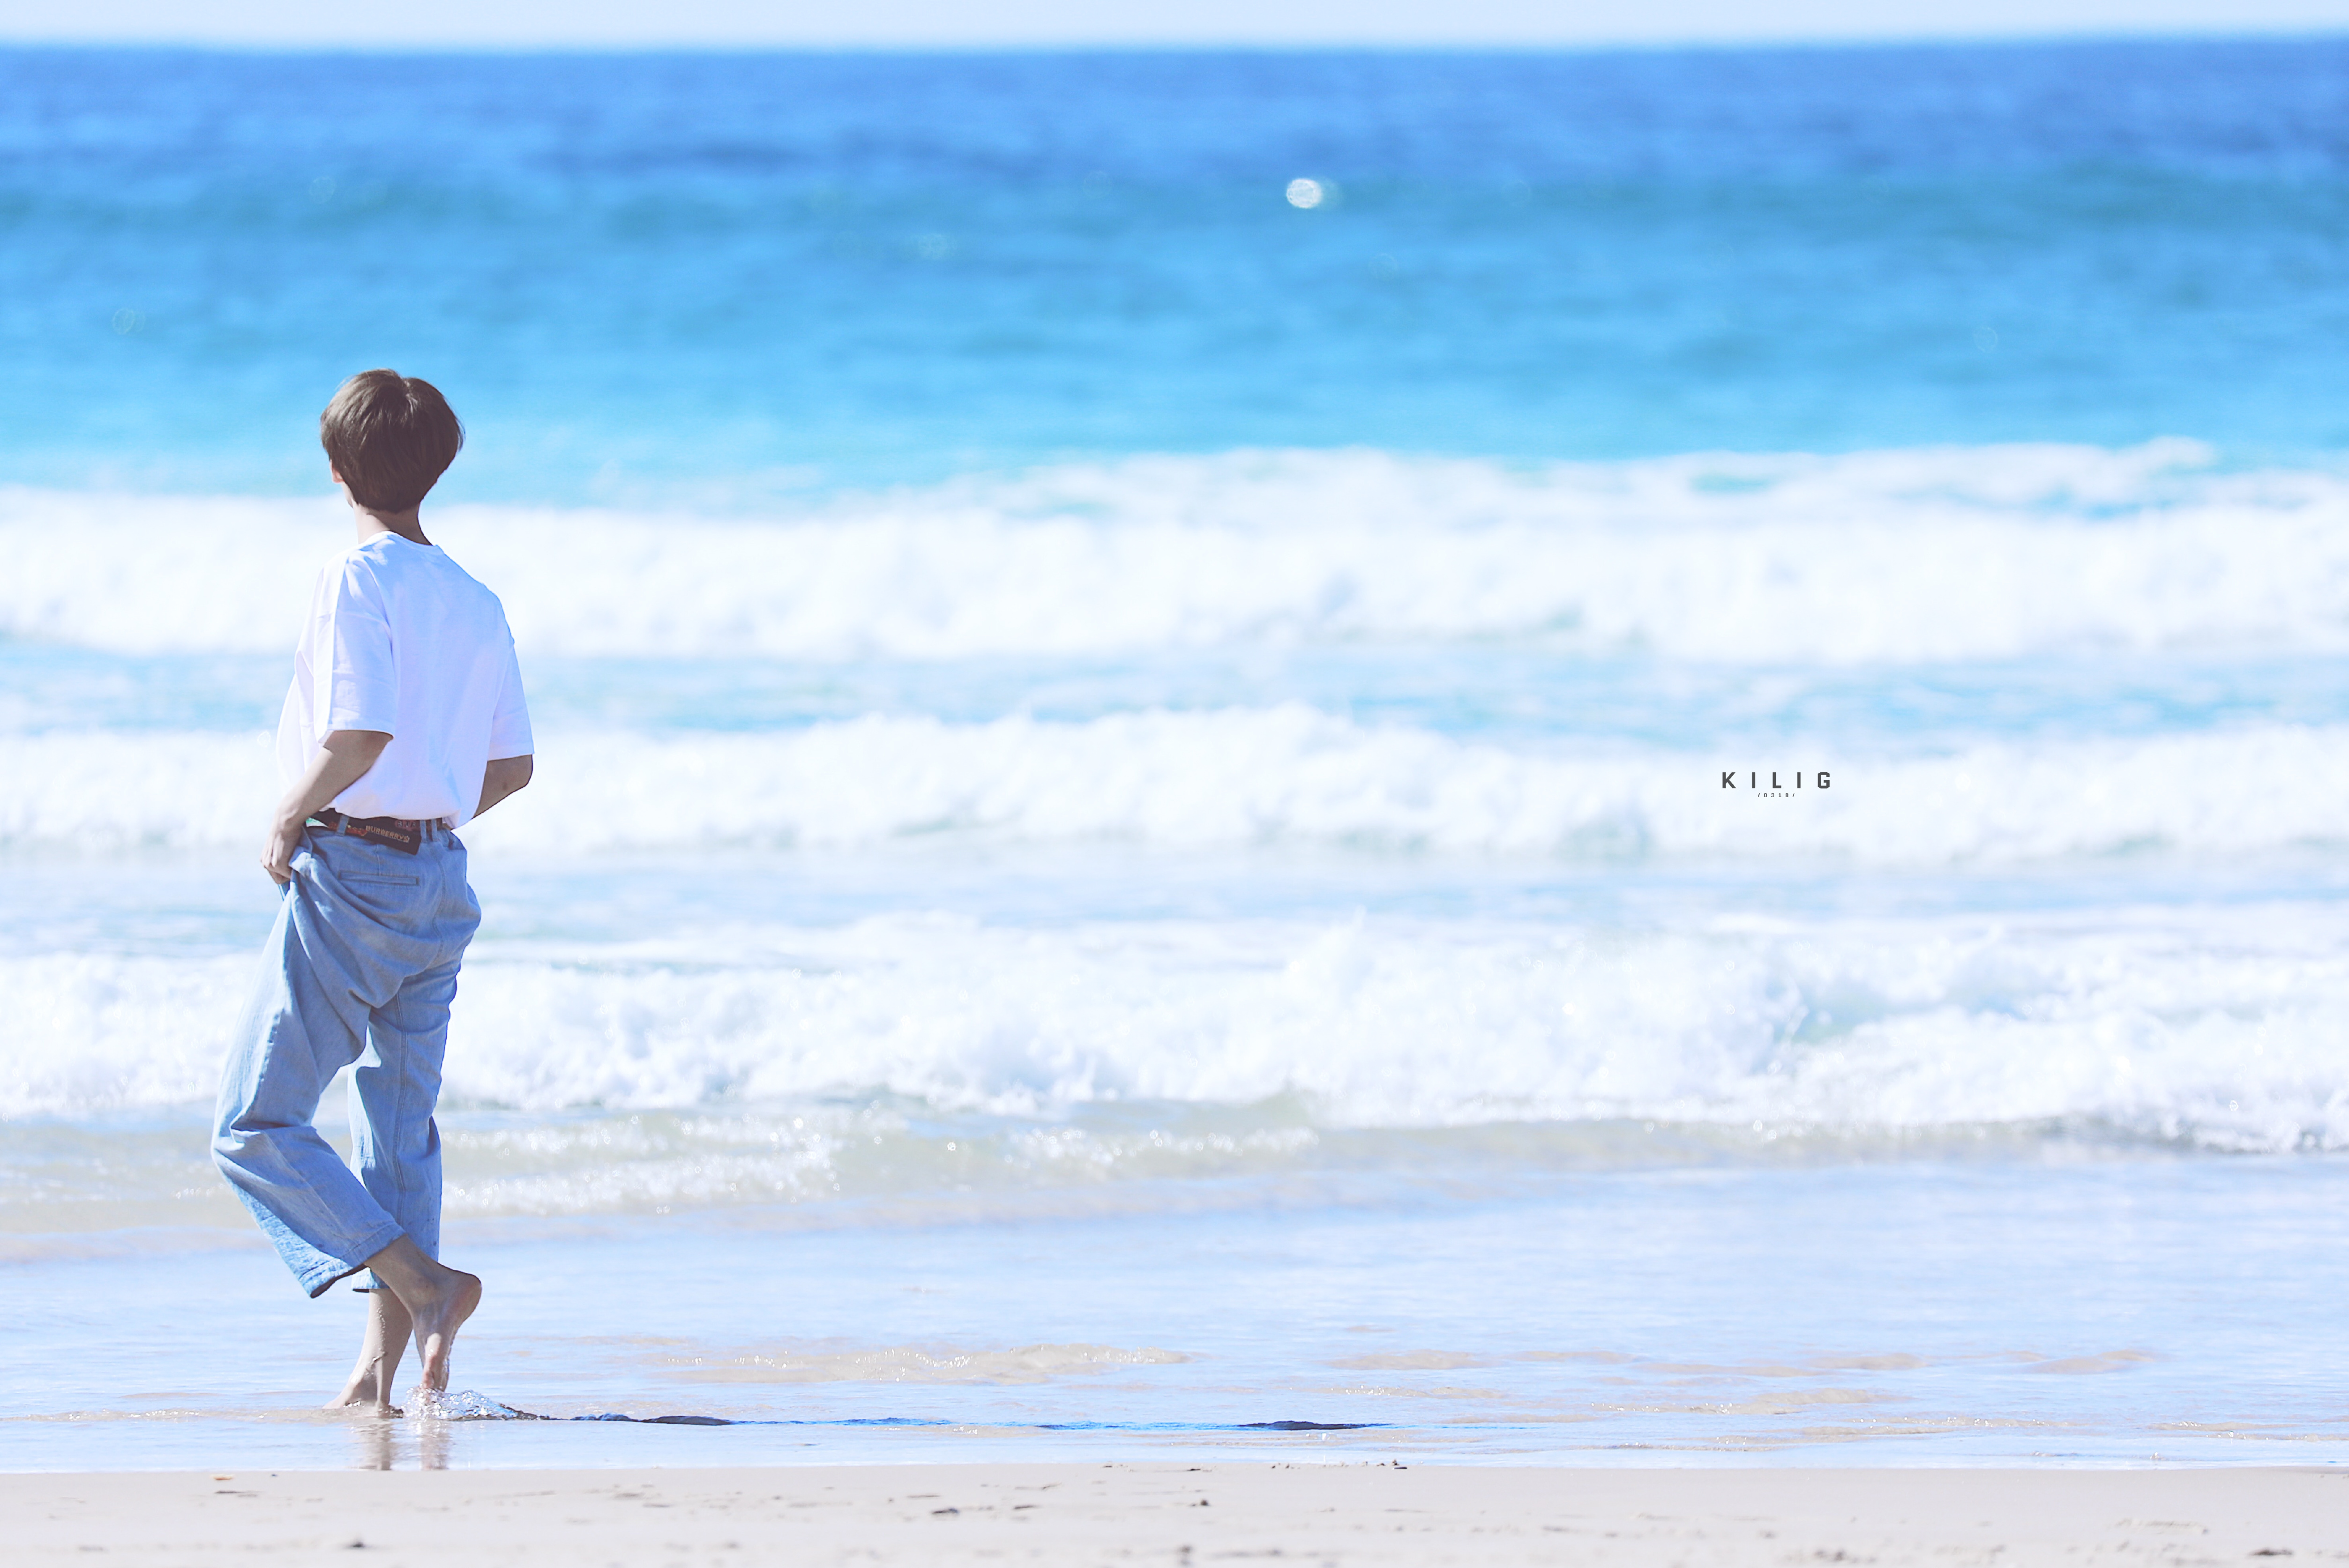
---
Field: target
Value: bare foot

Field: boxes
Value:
[361,1236,484,1394]
[325,1287,413,1414]
[409,1270,482,1393]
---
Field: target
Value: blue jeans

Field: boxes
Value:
[213,823,481,1297]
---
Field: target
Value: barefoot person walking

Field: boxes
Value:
[213,371,534,1412]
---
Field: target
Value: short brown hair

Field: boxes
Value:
[320,370,464,512]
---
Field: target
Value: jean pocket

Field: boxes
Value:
[343,873,423,888]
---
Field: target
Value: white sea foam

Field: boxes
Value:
[6,441,2349,663]
[2,714,2342,864]
[8,911,2347,1155]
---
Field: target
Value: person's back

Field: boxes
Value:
[278,530,527,829]
[214,369,534,1412]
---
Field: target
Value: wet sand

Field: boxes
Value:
[9,1463,2346,1565]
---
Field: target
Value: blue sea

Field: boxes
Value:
[6,40,2349,1471]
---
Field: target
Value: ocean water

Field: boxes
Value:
[5,41,2349,1471]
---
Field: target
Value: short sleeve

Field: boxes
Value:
[322,560,398,734]
[488,639,534,760]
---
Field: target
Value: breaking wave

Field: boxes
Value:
[7,441,2349,664]
[9,909,2347,1157]
[2,713,2341,865]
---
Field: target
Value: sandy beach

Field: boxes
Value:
[10,1463,2346,1566]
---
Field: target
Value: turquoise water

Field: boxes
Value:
[4,41,2349,1468]
[5,43,2349,496]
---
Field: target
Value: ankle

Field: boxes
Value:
[362,1237,442,1299]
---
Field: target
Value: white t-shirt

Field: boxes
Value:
[275,533,533,827]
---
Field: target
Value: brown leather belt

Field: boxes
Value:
[308,808,435,855]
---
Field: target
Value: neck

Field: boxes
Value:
[352,506,430,547]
